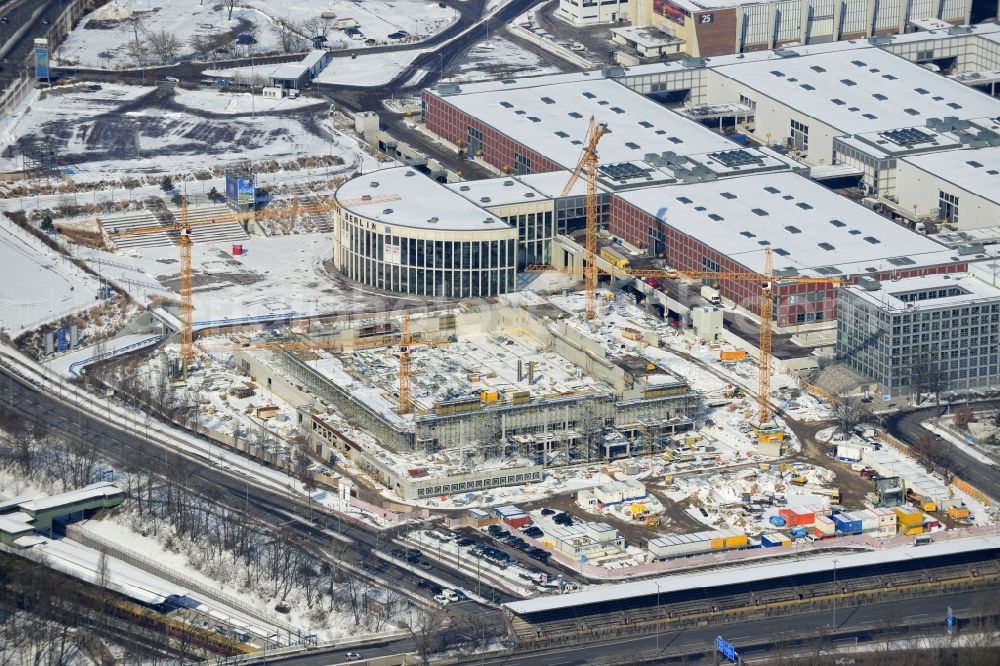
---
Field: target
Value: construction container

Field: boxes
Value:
[508,390,530,405]
[836,444,863,462]
[503,513,531,529]
[480,389,499,404]
[761,533,789,548]
[893,505,923,527]
[648,529,746,559]
[719,350,747,361]
[857,509,880,532]
[621,327,642,341]
[789,526,808,540]
[832,513,862,534]
[901,524,924,536]
[947,505,970,520]
[232,243,244,256]
[778,507,815,527]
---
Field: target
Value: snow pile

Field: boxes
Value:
[92,1,133,20]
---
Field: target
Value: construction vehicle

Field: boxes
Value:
[947,505,970,521]
[780,463,808,486]
[830,487,841,504]
[906,489,937,513]
[644,515,661,527]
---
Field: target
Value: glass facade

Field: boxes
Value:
[339,212,517,298]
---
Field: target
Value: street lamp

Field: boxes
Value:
[654,581,662,654]
[832,558,839,630]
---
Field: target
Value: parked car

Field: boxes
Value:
[417,578,430,588]
[540,508,556,516]
[391,548,405,558]
[418,560,433,570]
[523,526,543,538]
[457,537,475,547]
[433,593,450,605]
[345,652,362,662]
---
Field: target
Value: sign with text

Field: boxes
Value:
[654,0,687,25]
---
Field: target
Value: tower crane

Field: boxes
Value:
[111,192,399,375]
[194,311,448,415]
[561,117,607,321]
[527,248,846,434]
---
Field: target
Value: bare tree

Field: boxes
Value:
[223,0,238,21]
[148,30,183,65]
[909,354,945,407]
[119,14,148,67]
[271,19,305,54]
[403,606,448,665]
[832,396,870,437]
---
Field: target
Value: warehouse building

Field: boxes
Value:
[708,44,1000,165]
[647,528,748,559]
[895,142,1000,229]
[836,270,1000,395]
[334,167,518,298]
[627,0,971,56]
[611,171,969,325]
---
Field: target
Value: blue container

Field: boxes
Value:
[832,513,862,534]
[761,534,783,548]
[769,515,786,527]
[789,527,808,539]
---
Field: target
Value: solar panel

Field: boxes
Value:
[600,162,650,181]
[815,266,843,275]
[708,150,762,168]
[880,128,936,147]
[888,256,916,266]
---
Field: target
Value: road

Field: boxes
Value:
[0,0,63,88]
[253,591,991,665]
[884,403,1000,498]
[0,366,516,622]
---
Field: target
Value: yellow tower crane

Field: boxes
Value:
[111,192,399,374]
[561,117,607,321]
[528,248,845,431]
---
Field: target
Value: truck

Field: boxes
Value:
[830,488,841,504]
[701,285,721,305]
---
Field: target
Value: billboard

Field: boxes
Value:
[654,0,687,25]
[34,39,49,80]
[383,242,401,264]
[225,173,255,206]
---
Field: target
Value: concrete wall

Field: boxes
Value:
[894,160,1000,230]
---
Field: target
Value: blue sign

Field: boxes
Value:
[716,636,738,662]
[882,394,892,402]
[225,174,255,206]
[946,606,954,635]
[35,46,49,79]
[56,328,67,352]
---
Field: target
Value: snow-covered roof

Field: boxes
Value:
[0,492,46,513]
[903,144,1000,206]
[19,537,190,606]
[843,272,1000,312]
[506,534,1000,615]
[713,47,1000,135]
[270,49,329,81]
[18,482,124,513]
[615,171,960,278]
[336,167,511,232]
[0,512,34,534]
[428,77,736,171]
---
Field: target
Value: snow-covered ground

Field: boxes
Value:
[73,233,398,323]
[448,36,561,83]
[0,216,102,334]
[0,83,371,182]
[55,0,459,69]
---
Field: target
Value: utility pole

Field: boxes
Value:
[832,558,839,630]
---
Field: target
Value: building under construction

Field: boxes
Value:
[241,305,701,472]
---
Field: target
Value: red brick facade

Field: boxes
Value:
[423,92,561,175]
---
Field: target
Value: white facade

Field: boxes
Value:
[629,0,971,56]
[896,144,1000,230]
[558,0,630,25]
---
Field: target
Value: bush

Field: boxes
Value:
[40,215,54,232]
[160,175,174,193]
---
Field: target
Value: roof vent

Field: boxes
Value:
[480,197,491,203]
[503,180,514,186]
[370,181,379,187]
[428,216,439,224]
[382,208,393,214]
[460,185,470,191]
[483,218,494,224]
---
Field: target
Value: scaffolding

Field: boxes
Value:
[21,140,58,177]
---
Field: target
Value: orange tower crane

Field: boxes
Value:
[111,192,400,374]
[195,311,447,415]
[561,117,607,321]
[529,248,845,428]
